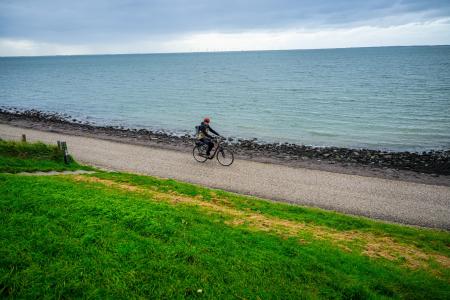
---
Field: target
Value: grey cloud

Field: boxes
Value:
[1,0,449,43]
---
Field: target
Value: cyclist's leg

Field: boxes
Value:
[198,138,209,155]
[206,138,214,156]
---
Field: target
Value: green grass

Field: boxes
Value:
[91,172,450,256]
[0,139,93,173]
[2,174,450,299]
[0,143,449,299]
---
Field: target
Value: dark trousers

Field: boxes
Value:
[200,138,214,155]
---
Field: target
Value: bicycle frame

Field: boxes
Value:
[206,139,224,159]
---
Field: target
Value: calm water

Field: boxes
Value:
[1,46,449,151]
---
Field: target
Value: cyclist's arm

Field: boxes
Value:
[209,126,220,136]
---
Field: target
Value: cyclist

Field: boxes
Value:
[197,117,220,156]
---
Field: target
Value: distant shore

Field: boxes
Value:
[1,107,449,186]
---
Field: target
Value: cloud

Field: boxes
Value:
[162,19,450,52]
[1,19,449,56]
[1,0,450,42]
[0,39,91,56]
[0,0,449,55]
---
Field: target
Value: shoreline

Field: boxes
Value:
[1,108,449,186]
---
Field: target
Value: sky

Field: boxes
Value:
[1,0,450,56]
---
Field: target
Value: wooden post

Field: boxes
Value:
[61,141,69,164]
[57,141,61,150]
[21,134,26,142]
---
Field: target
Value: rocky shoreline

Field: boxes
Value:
[1,107,449,179]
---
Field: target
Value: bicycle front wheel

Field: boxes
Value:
[217,147,234,166]
[193,145,208,163]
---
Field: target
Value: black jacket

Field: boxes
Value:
[198,122,219,139]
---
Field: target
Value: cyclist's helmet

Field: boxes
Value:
[204,117,210,123]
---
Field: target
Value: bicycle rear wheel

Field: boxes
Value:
[217,147,234,166]
[193,145,208,163]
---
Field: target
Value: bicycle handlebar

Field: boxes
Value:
[212,137,226,145]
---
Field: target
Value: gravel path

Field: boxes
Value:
[2,124,449,229]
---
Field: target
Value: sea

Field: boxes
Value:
[1,46,449,152]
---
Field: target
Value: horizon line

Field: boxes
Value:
[1,44,449,58]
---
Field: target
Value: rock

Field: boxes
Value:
[2,107,449,175]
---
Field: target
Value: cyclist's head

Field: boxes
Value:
[204,117,210,124]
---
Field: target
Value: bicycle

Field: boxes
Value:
[193,137,234,166]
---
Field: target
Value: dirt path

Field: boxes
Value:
[15,170,96,176]
[1,124,449,229]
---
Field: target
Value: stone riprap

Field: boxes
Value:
[1,107,449,176]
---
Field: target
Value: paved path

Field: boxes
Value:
[1,124,449,229]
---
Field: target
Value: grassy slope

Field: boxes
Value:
[1,174,449,299]
[92,172,450,256]
[0,140,92,173]
[0,144,449,299]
